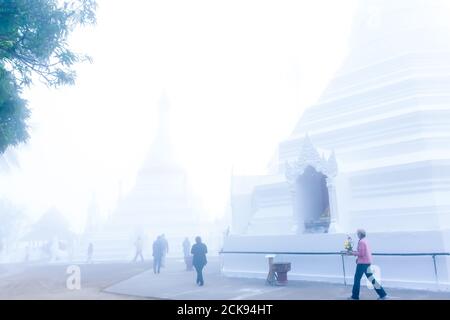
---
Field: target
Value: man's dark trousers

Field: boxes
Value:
[194,264,204,285]
[153,257,161,274]
[352,263,387,299]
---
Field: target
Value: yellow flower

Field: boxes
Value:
[344,239,353,251]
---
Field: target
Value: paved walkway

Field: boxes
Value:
[0,262,152,300]
[104,258,450,300]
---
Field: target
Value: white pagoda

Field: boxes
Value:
[81,94,203,260]
[223,0,450,290]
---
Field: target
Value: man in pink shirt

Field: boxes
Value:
[349,229,388,300]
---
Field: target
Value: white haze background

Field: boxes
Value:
[0,0,359,232]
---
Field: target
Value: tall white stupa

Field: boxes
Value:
[81,93,203,260]
[223,0,450,290]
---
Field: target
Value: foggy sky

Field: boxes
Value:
[0,0,358,232]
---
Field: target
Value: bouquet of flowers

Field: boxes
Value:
[344,236,353,253]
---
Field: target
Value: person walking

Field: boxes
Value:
[183,238,191,258]
[25,246,30,263]
[183,237,192,271]
[160,234,169,267]
[348,229,388,300]
[152,236,163,274]
[87,243,94,264]
[191,236,208,286]
[133,236,145,262]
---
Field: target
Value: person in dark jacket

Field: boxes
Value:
[152,236,163,274]
[191,236,208,286]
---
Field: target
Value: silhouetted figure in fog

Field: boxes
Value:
[25,246,30,263]
[183,238,190,257]
[87,243,94,264]
[152,236,163,274]
[42,242,51,260]
[160,234,169,267]
[191,236,208,286]
[50,238,59,261]
[183,238,192,271]
[133,236,144,262]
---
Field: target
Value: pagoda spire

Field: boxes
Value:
[156,90,170,141]
[142,91,178,170]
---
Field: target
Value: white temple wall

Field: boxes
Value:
[285,112,450,164]
[247,181,295,235]
[222,231,450,291]
[231,194,255,235]
[241,140,450,235]
[345,161,450,232]
[323,58,450,99]
[333,173,352,233]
